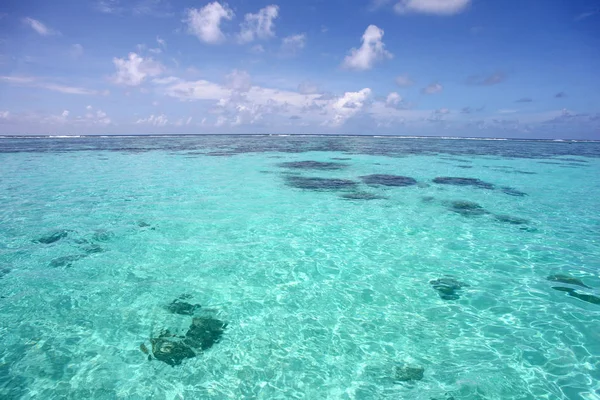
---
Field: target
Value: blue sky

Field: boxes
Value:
[0,0,599,138]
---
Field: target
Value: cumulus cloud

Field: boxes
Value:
[281,34,306,55]
[342,25,392,71]
[386,92,402,107]
[112,53,165,86]
[136,114,168,126]
[422,82,443,94]
[22,17,59,36]
[239,5,279,43]
[395,74,414,87]
[78,106,111,125]
[328,88,372,126]
[184,2,234,44]
[466,71,506,86]
[394,0,471,15]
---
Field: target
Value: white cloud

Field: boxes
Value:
[79,106,111,125]
[422,82,443,94]
[22,17,59,36]
[111,53,165,86]
[225,69,252,92]
[0,111,10,119]
[94,0,122,14]
[136,114,168,126]
[342,25,392,71]
[498,109,518,114]
[184,2,234,44]
[328,88,372,126]
[157,36,166,48]
[298,81,320,95]
[395,74,414,87]
[394,0,471,15]
[160,78,230,101]
[239,5,279,43]
[0,75,105,95]
[71,44,84,58]
[249,44,265,54]
[281,34,306,55]
[386,92,402,107]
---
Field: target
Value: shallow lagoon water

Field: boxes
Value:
[0,136,599,399]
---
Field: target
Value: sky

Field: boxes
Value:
[0,0,599,138]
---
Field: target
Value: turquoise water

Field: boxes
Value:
[0,136,599,399]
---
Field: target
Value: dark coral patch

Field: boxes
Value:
[547,274,591,289]
[331,157,352,161]
[34,230,71,244]
[340,192,387,200]
[448,201,489,217]
[151,331,195,366]
[433,177,495,190]
[149,316,227,366]
[91,230,115,242]
[500,187,528,197]
[494,215,529,225]
[552,287,600,305]
[278,161,349,170]
[49,254,86,268]
[394,365,425,382]
[167,299,202,316]
[184,317,227,351]
[285,176,358,191]
[0,268,11,278]
[430,277,468,300]
[360,174,417,187]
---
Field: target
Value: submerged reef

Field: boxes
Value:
[284,176,358,191]
[48,254,86,268]
[340,192,387,200]
[278,161,349,170]
[494,214,529,225]
[394,365,425,382]
[34,230,72,244]
[432,177,495,190]
[552,287,600,305]
[146,298,227,366]
[360,174,418,187]
[500,186,528,197]
[166,298,202,316]
[148,316,227,366]
[430,277,468,300]
[547,274,591,289]
[447,201,489,217]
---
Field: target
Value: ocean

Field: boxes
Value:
[0,135,599,399]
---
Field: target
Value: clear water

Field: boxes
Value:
[0,136,599,399]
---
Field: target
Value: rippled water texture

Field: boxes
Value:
[1,136,599,399]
